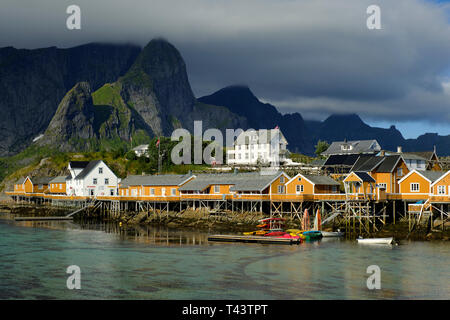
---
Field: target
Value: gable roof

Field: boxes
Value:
[344,171,376,183]
[14,177,26,184]
[350,155,384,172]
[30,176,54,185]
[69,161,90,169]
[323,154,361,167]
[49,176,68,183]
[120,174,193,188]
[321,140,381,156]
[398,169,446,184]
[375,155,403,173]
[430,170,450,187]
[74,160,103,180]
[419,170,446,183]
[234,128,288,146]
[287,173,339,186]
[350,155,403,173]
[178,171,288,192]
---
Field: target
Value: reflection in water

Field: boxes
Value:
[0,212,449,300]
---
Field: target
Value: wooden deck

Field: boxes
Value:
[6,190,448,203]
[207,234,300,245]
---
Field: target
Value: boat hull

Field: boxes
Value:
[357,237,393,244]
[321,231,344,237]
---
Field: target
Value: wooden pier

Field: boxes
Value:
[207,234,300,245]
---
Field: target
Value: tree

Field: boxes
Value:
[315,140,330,158]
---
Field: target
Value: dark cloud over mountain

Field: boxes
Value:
[1,0,449,130]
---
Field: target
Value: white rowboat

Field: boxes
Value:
[321,231,345,237]
[357,237,393,244]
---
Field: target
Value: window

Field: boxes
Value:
[277,185,284,194]
[214,185,220,193]
[93,178,97,185]
[378,183,387,190]
[280,176,285,183]
[332,185,338,193]
[104,178,109,185]
[39,184,43,189]
[150,188,155,195]
[60,184,62,189]
[171,188,176,196]
[410,183,419,192]
[296,185,304,193]
[437,185,446,195]
[397,168,403,177]
[98,167,103,174]
[110,189,114,196]
[298,177,302,181]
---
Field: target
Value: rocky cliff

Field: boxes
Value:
[0,43,140,156]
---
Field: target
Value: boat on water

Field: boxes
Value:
[321,230,344,237]
[302,230,323,241]
[357,237,394,245]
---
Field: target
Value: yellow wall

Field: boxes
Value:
[431,172,450,195]
[24,179,33,193]
[270,174,289,194]
[49,183,66,194]
[14,183,25,193]
[206,184,232,195]
[286,175,314,194]
[399,172,430,194]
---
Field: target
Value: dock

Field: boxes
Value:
[208,234,300,245]
[14,216,74,221]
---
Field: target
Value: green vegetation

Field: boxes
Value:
[289,152,315,164]
[0,135,223,191]
[314,140,330,158]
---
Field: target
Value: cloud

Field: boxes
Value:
[1,0,450,125]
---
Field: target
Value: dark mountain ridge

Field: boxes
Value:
[199,86,450,156]
[0,42,141,155]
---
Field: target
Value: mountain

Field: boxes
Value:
[0,43,140,156]
[32,39,247,152]
[198,85,314,154]
[2,39,449,158]
[199,87,450,156]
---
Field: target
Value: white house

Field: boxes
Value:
[66,160,120,197]
[227,128,289,165]
[132,144,149,157]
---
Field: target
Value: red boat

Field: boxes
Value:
[263,231,286,237]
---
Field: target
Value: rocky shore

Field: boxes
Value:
[2,201,448,240]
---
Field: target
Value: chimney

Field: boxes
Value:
[397,146,402,153]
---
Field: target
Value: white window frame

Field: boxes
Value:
[277,185,284,194]
[93,178,97,185]
[410,183,419,192]
[150,188,155,196]
[437,185,446,195]
[98,167,103,174]
[104,178,109,185]
[214,185,220,193]
[171,188,176,196]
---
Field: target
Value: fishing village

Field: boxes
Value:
[3,130,450,244]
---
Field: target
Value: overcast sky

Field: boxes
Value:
[1,0,449,138]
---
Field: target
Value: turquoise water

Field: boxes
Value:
[0,212,448,299]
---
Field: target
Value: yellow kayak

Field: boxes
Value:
[243,230,269,236]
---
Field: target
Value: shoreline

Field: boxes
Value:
[1,202,449,241]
